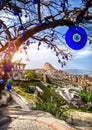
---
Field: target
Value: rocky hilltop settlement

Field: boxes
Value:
[12,62,92,108]
[36,62,92,90]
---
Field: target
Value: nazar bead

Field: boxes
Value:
[32,0,38,4]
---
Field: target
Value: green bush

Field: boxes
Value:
[47,84,52,88]
[80,89,92,103]
[24,86,35,93]
[13,81,67,120]
[87,105,92,111]
[24,70,37,80]
[18,82,35,93]
[81,105,92,112]
[30,82,67,119]
[33,96,65,120]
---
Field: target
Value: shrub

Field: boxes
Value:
[80,89,92,103]
[33,96,65,120]
[87,106,92,112]
[13,81,67,120]
[31,82,67,119]
[24,86,35,93]
[24,70,37,80]
[81,105,92,112]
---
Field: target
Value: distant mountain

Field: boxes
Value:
[64,69,92,77]
[42,62,56,70]
[42,63,92,77]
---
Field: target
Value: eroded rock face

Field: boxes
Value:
[42,62,56,71]
[64,111,92,127]
[36,63,92,90]
[0,90,12,107]
[55,87,84,108]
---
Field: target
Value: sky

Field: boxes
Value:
[12,0,92,72]
[1,0,92,73]
[12,41,92,71]
[26,43,92,71]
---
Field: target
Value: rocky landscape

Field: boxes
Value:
[36,62,92,90]
[0,62,92,130]
[35,63,92,108]
[12,62,92,108]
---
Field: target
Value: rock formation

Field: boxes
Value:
[36,62,92,90]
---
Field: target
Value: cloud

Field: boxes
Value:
[76,50,92,57]
[71,43,92,59]
[24,43,59,69]
[13,42,91,71]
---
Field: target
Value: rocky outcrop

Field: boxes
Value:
[0,90,12,106]
[64,111,92,129]
[42,62,56,71]
[36,63,92,90]
[55,87,84,108]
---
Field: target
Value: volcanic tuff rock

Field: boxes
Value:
[36,63,92,90]
[64,111,92,129]
[42,62,56,71]
[0,90,12,106]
